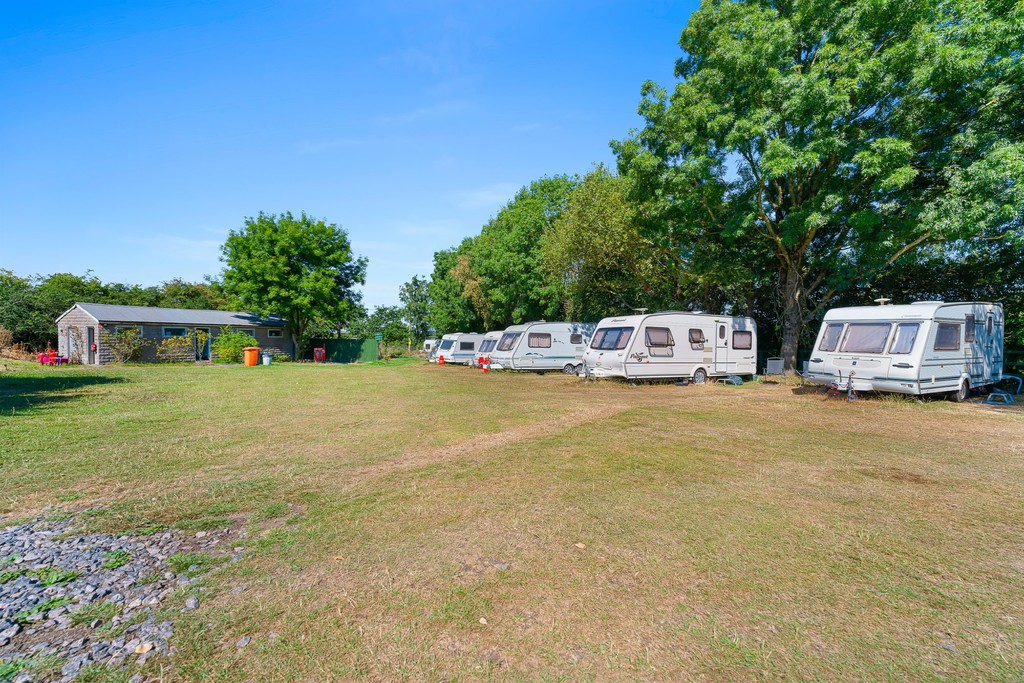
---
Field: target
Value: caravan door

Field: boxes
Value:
[714,322,730,374]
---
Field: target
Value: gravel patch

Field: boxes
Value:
[0,512,244,682]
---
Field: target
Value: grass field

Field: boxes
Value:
[2,359,1024,681]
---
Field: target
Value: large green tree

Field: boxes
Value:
[399,275,431,342]
[426,241,485,335]
[221,211,367,357]
[468,175,578,327]
[616,0,1024,367]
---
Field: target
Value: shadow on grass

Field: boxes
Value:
[0,373,127,416]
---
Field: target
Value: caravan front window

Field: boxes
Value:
[889,323,919,354]
[840,323,891,354]
[439,339,454,350]
[818,323,843,352]
[479,340,496,353]
[496,333,521,351]
[591,327,633,350]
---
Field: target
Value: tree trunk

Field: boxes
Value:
[779,264,804,371]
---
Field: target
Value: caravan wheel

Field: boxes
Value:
[693,368,708,385]
[562,363,576,374]
[950,380,970,403]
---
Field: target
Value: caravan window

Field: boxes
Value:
[590,327,633,350]
[459,341,475,351]
[570,333,583,345]
[688,329,705,344]
[934,323,961,351]
[439,339,454,350]
[965,315,976,342]
[528,333,552,348]
[818,323,843,352]
[733,331,753,350]
[479,340,496,353]
[496,333,521,351]
[645,327,674,347]
[888,323,919,354]
[840,323,891,354]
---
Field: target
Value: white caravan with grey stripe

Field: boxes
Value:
[582,311,757,383]
[488,322,596,373]
[804,301,1004,401]
[447,333,487,365]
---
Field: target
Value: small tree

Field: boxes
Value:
[221,211,367,358]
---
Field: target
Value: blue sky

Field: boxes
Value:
[1,1,698,309]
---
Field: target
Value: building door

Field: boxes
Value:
[195,328,211,361]
[87,327,96,364]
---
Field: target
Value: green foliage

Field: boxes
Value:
[221,211,367,357]
[14,596,73,623]
[426,243,486,335]
[0,655,64,681]
[30,566,81,585]
[0,567,29,583]
[76,663,132,683]
[211,328,257,363]
[70,600,122,626]
[542,166,677,319]
[614,0,1024,366]
[0,324,12,350]
[167,551,227,577]
[99,327,147,363]
[101,550,131,570]
[250,502,289,522]
[156,330,208,363]
[399,275,431,341]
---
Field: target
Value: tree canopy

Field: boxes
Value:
[614,0,1024,367]
[221,211,367,356]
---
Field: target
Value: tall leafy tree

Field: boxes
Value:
[426,242,485,335]
[469,175,578,326]
[221,211,367,356]
[615,0,1024,367]
[399,275,431,341]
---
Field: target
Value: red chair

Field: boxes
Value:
[38,352,51,365]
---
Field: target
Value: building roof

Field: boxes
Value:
[64,302,287,327]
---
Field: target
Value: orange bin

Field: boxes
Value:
[243,346,261,367]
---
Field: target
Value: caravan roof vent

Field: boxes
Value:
[631,308,649,315]
[874,298,891,306]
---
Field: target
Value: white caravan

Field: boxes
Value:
[489,322,596,373]
[423,339,439,356]
[582,311,757,383]
[804,301,1004,400]
[473,330,505,367]
[447,333,487,365]
[431,333,461,363]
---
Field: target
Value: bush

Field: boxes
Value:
[211,328,257,364]
[99,328,147,363]
[0,325,12,350]
[156,330,208,363]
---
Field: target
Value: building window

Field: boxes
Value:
[111,326,143,335]
[645,327,674,347]
[733,331,753,350]
[964,315,976,342]
[840,323,891,354]
[234,328,258,338]
[818,323,843,352]
[528,333,552,348]
[570,333,583,345]
[163,327,188,337]
[934,323,961,351]
[268,329,283,338]
[889,323,919,354]
[590,327,633,350]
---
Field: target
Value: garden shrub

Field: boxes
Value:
[211,328,257,363]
